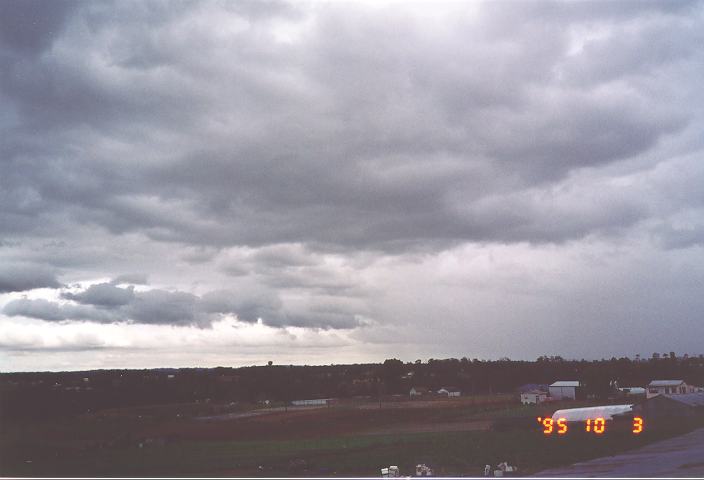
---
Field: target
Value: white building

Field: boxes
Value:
[647,380,701,399]
[549,381,581,400]
[291,398,332,406]
[381,466,400,477]
[521,390,548,405]
[437,387,461,397]
[618,387,646,397]
[410,386,430,397]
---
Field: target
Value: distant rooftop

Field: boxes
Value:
[619,387,646,394]
[550,381,580,387]
[667,392,704,407]
[649,380,685,387]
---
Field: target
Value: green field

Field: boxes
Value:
[3,417,702,477]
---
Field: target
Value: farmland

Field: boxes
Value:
[3,395,701,477]
[3,357,704,476]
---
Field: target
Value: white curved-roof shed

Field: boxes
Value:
[550,381,580,387]
[551,404,634,422]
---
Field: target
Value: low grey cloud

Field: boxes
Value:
[3,298,119,323]
[4,283,364,330]
[0,264,62,293]
[123,289,204,326]
[62,282,136,307]
[111,273,149,285]
[200,289,281,323]
[216,244,362,295]
[0,0,77,54]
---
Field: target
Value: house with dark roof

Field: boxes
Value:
[517,383,548,394]
[521,390,548,405]
[647,380,702,399]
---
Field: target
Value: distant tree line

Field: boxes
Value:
[1,354,703,421]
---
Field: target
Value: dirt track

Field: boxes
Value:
[139,400,499,442]
[364,419,492,435]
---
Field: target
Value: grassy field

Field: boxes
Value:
[4,425,700,477]
[2,398,702,477]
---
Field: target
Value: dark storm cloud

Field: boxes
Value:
[1,0,701,255]
[62,282,135,307]
[1,0,704,360]
[200,289,281,322]
[3,298,118,323]
[124,289,203,326]
[4,284,363,329]
[0,0,77,54]
[0,264,62,293]
[217,244,358,291]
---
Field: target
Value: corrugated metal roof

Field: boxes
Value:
[551,404,633,422]
[649,379,684,387]
[619,387,646,394]
[667,393,704,407]
[550,381,580,387]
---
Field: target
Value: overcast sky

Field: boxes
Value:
[1,0,703,372]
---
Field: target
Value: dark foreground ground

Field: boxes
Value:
[2,397,703,477]
[535,426,704,477]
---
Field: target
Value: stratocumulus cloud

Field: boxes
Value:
[0,264,62,293]
[4,283,362,330]
[1,0,704,370]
